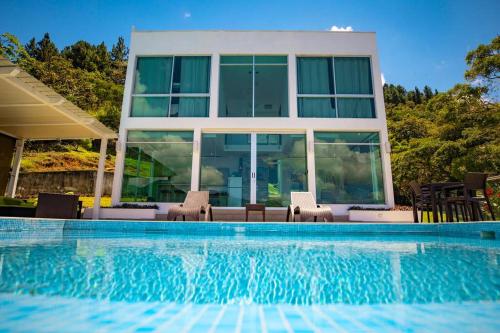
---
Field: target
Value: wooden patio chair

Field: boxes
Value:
[166,191,213,221]
[287,192,333,222]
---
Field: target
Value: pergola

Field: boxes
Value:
[0,56,117,219]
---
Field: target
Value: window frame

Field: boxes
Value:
[130,55,211,117]
[219,55,289,118]
[296,55,376,118]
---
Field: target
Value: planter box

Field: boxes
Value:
[348,210,414,222]
[83,208,157,220]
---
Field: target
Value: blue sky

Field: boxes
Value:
[1,0,499,91]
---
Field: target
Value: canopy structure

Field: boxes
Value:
[0,56,117,219]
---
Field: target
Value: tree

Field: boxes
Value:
[423,85,433,100]
[111,36,128,62]
[465,35,500,83]
[36,33,58,61]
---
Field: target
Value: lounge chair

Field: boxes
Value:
[287,192,333,222]
[166,191,213,221]
[35,193,81,219]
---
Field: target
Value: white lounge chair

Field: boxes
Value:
[166,191,213,221]
[287,192,333,222]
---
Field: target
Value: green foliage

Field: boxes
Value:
[465,35,500,82]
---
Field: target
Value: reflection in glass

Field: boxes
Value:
[130,97,169,117]
[134,57,172,94]
[218,65,253,117]
[315,132,384,204]
[254,65,288,117]
[121,131,193,202]
[257,134,307,206]
[200,134,251,207]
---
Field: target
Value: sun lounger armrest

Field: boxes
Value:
[203,204,213,221]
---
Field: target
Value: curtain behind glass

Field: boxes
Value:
[298,98,336,117]
[337,98,375,118]
[172,57,210,93]
[170,97,209,117]
[335,57,372,94]
[134,57,172,94]
[297,58,334,94]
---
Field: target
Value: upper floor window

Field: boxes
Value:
[297,57,375,118]
[131,56,211,117]
[219,55,288,117]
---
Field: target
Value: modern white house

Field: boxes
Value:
[111,30,394,216]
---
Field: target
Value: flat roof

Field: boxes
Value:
[0,56,116,140]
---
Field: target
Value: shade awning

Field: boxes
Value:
[0,56,117,140]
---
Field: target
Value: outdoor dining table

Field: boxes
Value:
[421,182,463,222]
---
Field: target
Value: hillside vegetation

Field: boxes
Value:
[1,33,499,204]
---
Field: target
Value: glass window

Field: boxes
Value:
[297,57,334,95]
[256,134,307,207]
[296,56,375,118]
[199,134,251,207]
[134,57,172,94]
[121,131,193,203]
[314,132,385,204]
[170,97,209,117]
[219,55,288,117]
[298,97,336,118]
[218,64,253,117]
[254,65,288,117]
[337,98,375,118]
[172,57,210,93]
[131,56,210,117]
[130,97,169,117]
[334,57,373,94]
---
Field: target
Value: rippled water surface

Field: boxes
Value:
[0,231,498,305]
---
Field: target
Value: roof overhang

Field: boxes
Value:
[0,56,117,140]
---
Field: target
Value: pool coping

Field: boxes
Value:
[0,217,499,238]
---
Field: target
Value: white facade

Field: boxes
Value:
[112,30,394,215]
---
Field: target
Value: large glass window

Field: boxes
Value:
[121,131,193,202]
[131,56,210,117]
[297,57,375,118]
[219,56,288,117]
[314,132,385,204]
[199,133,251,207]
[256,134,307,207]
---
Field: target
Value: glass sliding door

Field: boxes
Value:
[256,134,308,207]
[199,133,251,207]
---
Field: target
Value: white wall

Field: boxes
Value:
[112,30,394,213]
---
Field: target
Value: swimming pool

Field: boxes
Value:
[1,219,499,332]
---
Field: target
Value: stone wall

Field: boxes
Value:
[16,171,114,197]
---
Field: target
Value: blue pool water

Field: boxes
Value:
[0,219,499,332]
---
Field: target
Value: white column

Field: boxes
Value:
[209,54,219,118]
[288,54,298,119]
[250,133,257,203]
[92,138,108,219]
[5,139,25,198]
[190,129,202,191]
[111,137,126,206]
[306,129,316,199]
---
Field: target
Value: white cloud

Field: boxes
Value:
[183,12,191,18]
[381,73,386,85]
[330,25,353,32]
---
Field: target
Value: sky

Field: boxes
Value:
[1,0,499,91]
